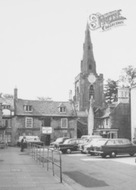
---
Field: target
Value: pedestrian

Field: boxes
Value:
[20,137,27,152]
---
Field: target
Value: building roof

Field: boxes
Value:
[15,99,76,117]
[0,97,14,110]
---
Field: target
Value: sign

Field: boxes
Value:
[42,127,52,134]
[88,9,126,31]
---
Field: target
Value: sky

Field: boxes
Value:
[0,0,135,101]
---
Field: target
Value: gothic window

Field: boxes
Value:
[88,64,92,70]
[89,85,94,99]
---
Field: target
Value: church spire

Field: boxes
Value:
[81,23,97,76]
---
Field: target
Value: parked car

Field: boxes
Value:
[58,138,81,153]
[89,138,136,158]
[79,135,102,153]
[0,141,7,149]
[50,137,69,149]
[17,136,43,147]
[81,137,104,154]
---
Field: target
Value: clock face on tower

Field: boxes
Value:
[88,73,96,84]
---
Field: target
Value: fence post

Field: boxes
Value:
[42,145,45,167]
[59,151,62,183]
[47,148,49,171]
[52,149,55,176]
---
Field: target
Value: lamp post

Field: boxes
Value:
[87,73,96,135]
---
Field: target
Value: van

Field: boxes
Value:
[17,136,43,147]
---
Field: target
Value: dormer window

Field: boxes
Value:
[24,105,32,112]
[58,103,66,113]
[2,105,11,109]
[60,107,66,113]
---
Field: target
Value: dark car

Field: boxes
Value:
[58,138,81,153]
[50,137,69,149]
[0,141,7,149]
[89,138,136,158]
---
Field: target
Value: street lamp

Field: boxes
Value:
[87,73,96,135]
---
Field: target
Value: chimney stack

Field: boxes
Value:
[14,88,18,100]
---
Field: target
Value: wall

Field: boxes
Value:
[51,117,77,141]
[111,103,131,139]
[131,86,136,140]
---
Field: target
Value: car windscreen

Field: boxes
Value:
[87,138,102,146]
[63,139,71,144]
[93,139,107,146]
[55,138,64,143]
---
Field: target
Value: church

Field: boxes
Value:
[74,24,105,138]
[74,23,131,140]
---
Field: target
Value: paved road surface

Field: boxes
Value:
[60,152,136,190]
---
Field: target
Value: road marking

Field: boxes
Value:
[81,158,107,161]
[66,154,136,166]
[67,154,86,157]
[81,157,136,166]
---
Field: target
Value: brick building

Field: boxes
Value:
[12,88,77,145]
[94,87,131,140]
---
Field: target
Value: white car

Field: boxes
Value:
[17,136,42,146]
[82,138,103,154]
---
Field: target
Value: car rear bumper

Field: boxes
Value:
[90,150,103,155]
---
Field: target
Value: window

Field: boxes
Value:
[106,118,108,125]
[5,120,8,128]
[59,103,66,113]
[61,118,68,128]
[88,64,92,70]
[2,105,10,109]
[24,105,32,112]
[25,117,33,128]
[42,117,51,127]
[106,140,115,145]
[3,119,10,128]
[59,106,66,113]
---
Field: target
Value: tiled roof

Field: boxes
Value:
[0,97,14,110]
[16,99,76,117]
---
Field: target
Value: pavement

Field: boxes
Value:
[0,147,72,190]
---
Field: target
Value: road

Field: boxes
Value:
[58,151,136,190]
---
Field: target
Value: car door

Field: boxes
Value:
[116,139,132,155]
[121,139,134,155]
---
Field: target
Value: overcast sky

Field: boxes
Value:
[0,0,135,101]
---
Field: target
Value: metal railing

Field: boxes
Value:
[28,143,62,183]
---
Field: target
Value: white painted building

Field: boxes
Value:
[131,85,136,141]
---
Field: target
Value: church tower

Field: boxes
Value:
[74,24,104,111]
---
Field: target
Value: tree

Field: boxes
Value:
[37,97,52,101]
[119,65,136,87]
[104,79,118,104]
[3,94,13,99]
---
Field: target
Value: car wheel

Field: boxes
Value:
[67,149,71,154]
[101,153,106,158]
[110,152,116,158]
